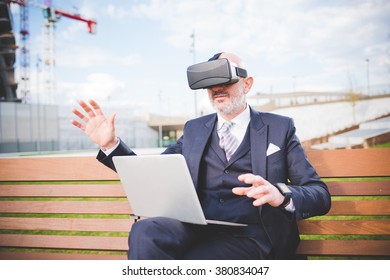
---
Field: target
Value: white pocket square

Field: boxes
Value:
[266,143,280,156]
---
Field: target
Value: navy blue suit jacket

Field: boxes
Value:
[97,107,331,258]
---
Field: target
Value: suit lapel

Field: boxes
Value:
[249,108,268,178]
[187,115,216,189]
[210,127,228,164]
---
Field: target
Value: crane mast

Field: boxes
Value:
[8,0,97,104]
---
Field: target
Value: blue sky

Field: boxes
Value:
[10,0,390,116]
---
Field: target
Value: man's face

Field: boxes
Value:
[207,78,247,118]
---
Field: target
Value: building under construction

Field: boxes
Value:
[0,0,96,153]
[0,0,161,154]
[0,0,18,102]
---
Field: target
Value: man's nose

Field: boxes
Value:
[209,84,226,91]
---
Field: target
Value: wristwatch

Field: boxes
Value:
[274,183,292,208]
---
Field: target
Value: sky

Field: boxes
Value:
[10,0,390,117]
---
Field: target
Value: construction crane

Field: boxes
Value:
[5,0,30,102]
[8,0,97,104]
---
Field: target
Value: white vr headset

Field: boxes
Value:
[186,55,248,90]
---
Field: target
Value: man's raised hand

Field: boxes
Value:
[71,99,118,149]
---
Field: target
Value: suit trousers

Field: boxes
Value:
[127,217,269,260]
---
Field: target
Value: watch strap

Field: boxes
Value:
[275,183,292,208]
[279,193,292,208]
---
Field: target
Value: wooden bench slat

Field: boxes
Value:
[0,184,126,197]
[0,251,127,260]
[296,240,390,256]
[1,181,388,197]
[307,148,390,177]
[2,218,388,235]
[328,200,390,216]
[0,157,119,181]
[0,201,132,214]
[0,217,133,232]
[1,200,388,215]
[327,181,390,196]
[0,149,388,180]
[298,220,390,235]
[2,237,388,257]
[0,234,128,251]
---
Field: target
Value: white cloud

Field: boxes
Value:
[56,45,140,68]
[130,0,390,66]
[58,72,125,104]
[106,4,132,19]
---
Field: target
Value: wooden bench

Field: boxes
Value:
[0,148,389,259]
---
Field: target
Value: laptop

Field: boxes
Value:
[113,154,247,226]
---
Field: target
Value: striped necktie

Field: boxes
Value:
[219,121,239,161]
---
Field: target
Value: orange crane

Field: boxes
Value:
[52,9,96,34]
[8,0,97,103]
[40,2,97,34]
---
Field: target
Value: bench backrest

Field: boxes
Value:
[296,149,390,258]
[0,148,389,259]
[0,156,128,260]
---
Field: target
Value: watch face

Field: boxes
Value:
[277,183,292,194]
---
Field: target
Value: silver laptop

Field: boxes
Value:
[113,154,246,226]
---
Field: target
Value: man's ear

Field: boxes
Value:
[244,76,254,94]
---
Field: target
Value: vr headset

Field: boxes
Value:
[187,58,248,90]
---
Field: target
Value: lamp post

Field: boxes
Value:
[292,76,298,105]
[292,76,297,92]
[190,30,198,116]
[158,90,163,147]
[366,58,370,96]
[36,56,42,152]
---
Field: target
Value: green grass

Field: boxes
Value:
[323,177,390,182]
[371,142,390,148]
[0,247,127,256]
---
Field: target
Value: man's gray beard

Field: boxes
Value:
[211,87,246,116]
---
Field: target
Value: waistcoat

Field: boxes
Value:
[198,122,260,225]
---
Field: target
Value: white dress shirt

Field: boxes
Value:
[216,104,251,146]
